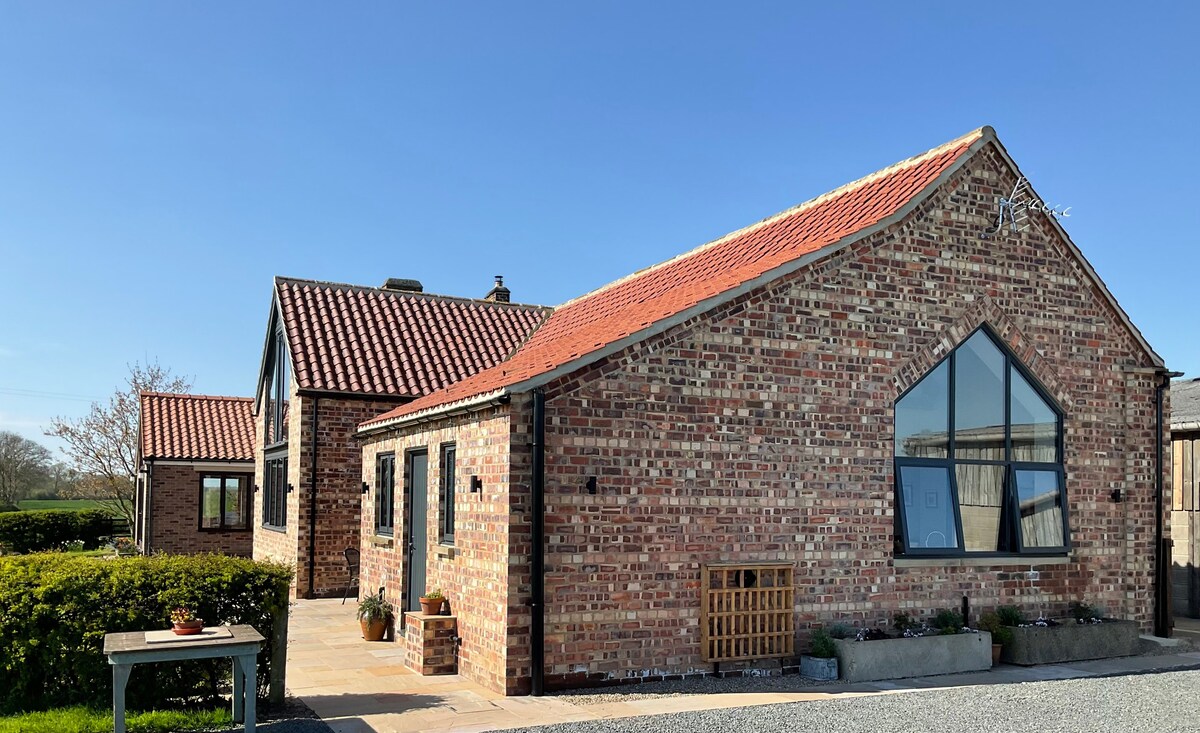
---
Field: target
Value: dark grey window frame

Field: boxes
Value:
[262,451,289,532]
[198,472,252,532]
[440,443,456,545]
[264,327,290,450]
[375,452,396,537]
[893,324,1069,558]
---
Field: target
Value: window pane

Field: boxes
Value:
[954,331,1007,459]
[201,477,222,528]
[224,477,246,529]
[443,446,456,541]
[896,361,949,458]
[956,464,1005,552]
[1011,367,1058,462]
[1015,470,1065,548]
[899,466,958,550]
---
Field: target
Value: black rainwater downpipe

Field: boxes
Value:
[306,397,320,600]
[1154,371,1182,636]
[530,389,546,696]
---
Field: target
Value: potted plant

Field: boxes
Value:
[800,627,839,680]
[170,607,204,635]
[357,590,394,642]
[978,611,1013,665]
[419,587,445,615]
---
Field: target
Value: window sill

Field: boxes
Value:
[260,524,288,534]
[434,545,457,560]
[369,535,394,548]
[199,527,252,533]
[894,555,1071,568]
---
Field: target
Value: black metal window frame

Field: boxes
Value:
[262,451,289,531]
[440,443,457,545]
[893,324,1070,558]
[264,327,290,450]
[375,452,396,537]
[198,472,252,532]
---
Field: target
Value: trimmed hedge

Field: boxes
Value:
[0,510,114,553]
[0,553,292,713]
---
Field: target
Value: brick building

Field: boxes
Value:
[354,127,1176,695]
[135,392,255,556]
[1170,378,1200,617]
[250,276,547,598]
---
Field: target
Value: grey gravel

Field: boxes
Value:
[506,669,1200,732]
[553,673,839,706]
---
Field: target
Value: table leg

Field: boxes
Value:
[112,664,132,733]
[232,656,244,724]
[239,653,257,733]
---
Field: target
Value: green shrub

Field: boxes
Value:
[892,611,919,633]
[0,553,291,714]
[0,510,114,554]
[1069,600,1103,622]
[809,628,837,659]
[996,605,1024,627]
[978,611,1014,646]
[931,609,964,634]
[0,505,17,514]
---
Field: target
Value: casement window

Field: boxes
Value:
[894,326,1067,557]
[262,453,288,530]
[264,328,290,447]
[375,453,396,536]
[200,474,250,531]
[440,444,457,545]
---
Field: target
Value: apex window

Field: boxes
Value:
[894,326,1067,556]
[376,453,396,536]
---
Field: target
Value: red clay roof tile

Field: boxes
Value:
[140,392,255,461]
[363,129,986,429]
[275,279,549,397]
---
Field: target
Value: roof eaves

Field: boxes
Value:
[357,389,511,436]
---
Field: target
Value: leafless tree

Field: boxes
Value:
[0,431,53,506]
[47,362,191,525]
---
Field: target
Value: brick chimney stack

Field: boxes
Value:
[484,275,510,303]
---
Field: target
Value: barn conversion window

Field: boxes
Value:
[894,326,1066,556]
[200,474,249,530]
[375,452,396,536]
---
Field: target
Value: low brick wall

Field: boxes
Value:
[405,612,457,675]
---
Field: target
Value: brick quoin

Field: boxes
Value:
[361,139,1170,694]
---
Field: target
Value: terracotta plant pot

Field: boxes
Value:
[991,643,1002,665]
[419,597,443,615]
[172,620,204,636]
[360,618,389,642]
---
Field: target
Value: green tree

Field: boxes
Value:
[0,431,53,506]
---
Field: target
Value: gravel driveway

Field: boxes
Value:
[500,669,1200,733]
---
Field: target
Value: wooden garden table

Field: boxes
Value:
[102,624,264,733]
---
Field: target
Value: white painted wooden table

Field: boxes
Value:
[102,624,264,733]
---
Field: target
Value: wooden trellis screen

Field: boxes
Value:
[700,562,795,663]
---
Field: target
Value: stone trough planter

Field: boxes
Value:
[833,632,992,682]
[1001,620,1141,666]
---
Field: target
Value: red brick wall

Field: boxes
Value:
[359,407,515,693]
[527,142,1166,686]
[253,383,403,598]
[146,463,253,556]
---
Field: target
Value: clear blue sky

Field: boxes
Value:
[2,2,1197,455]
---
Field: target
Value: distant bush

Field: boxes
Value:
[0,553,292,714]
[0,510,112,553]
[0,505,17,514]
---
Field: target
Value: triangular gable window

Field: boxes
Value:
[894,326,1067,556]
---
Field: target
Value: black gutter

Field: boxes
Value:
[306,397,320,600]
[1155,371,1183,636]
[530,389,546,696]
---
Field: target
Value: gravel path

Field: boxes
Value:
[505,669,1200,732]
[552,673,839,705]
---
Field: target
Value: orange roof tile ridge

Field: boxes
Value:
[554,127,988,311]
[140,391,254,402]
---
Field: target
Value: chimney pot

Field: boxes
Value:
[485,275,511,303]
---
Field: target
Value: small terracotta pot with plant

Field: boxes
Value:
[979,611,1015,665]
[170,607,204,635]
[419,588,445,615]
[357,590,394,642]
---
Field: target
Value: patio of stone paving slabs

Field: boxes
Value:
[286,599,1200,733]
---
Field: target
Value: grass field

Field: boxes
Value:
[17,499,108,512]
[0,706,231,733]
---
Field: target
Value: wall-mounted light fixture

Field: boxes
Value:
[361,482,370,495]
[286,483,294,494]
[470,475,483,493]
[253,484,260,494]
[586,476,597,494]
[1109,488,1123,503]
